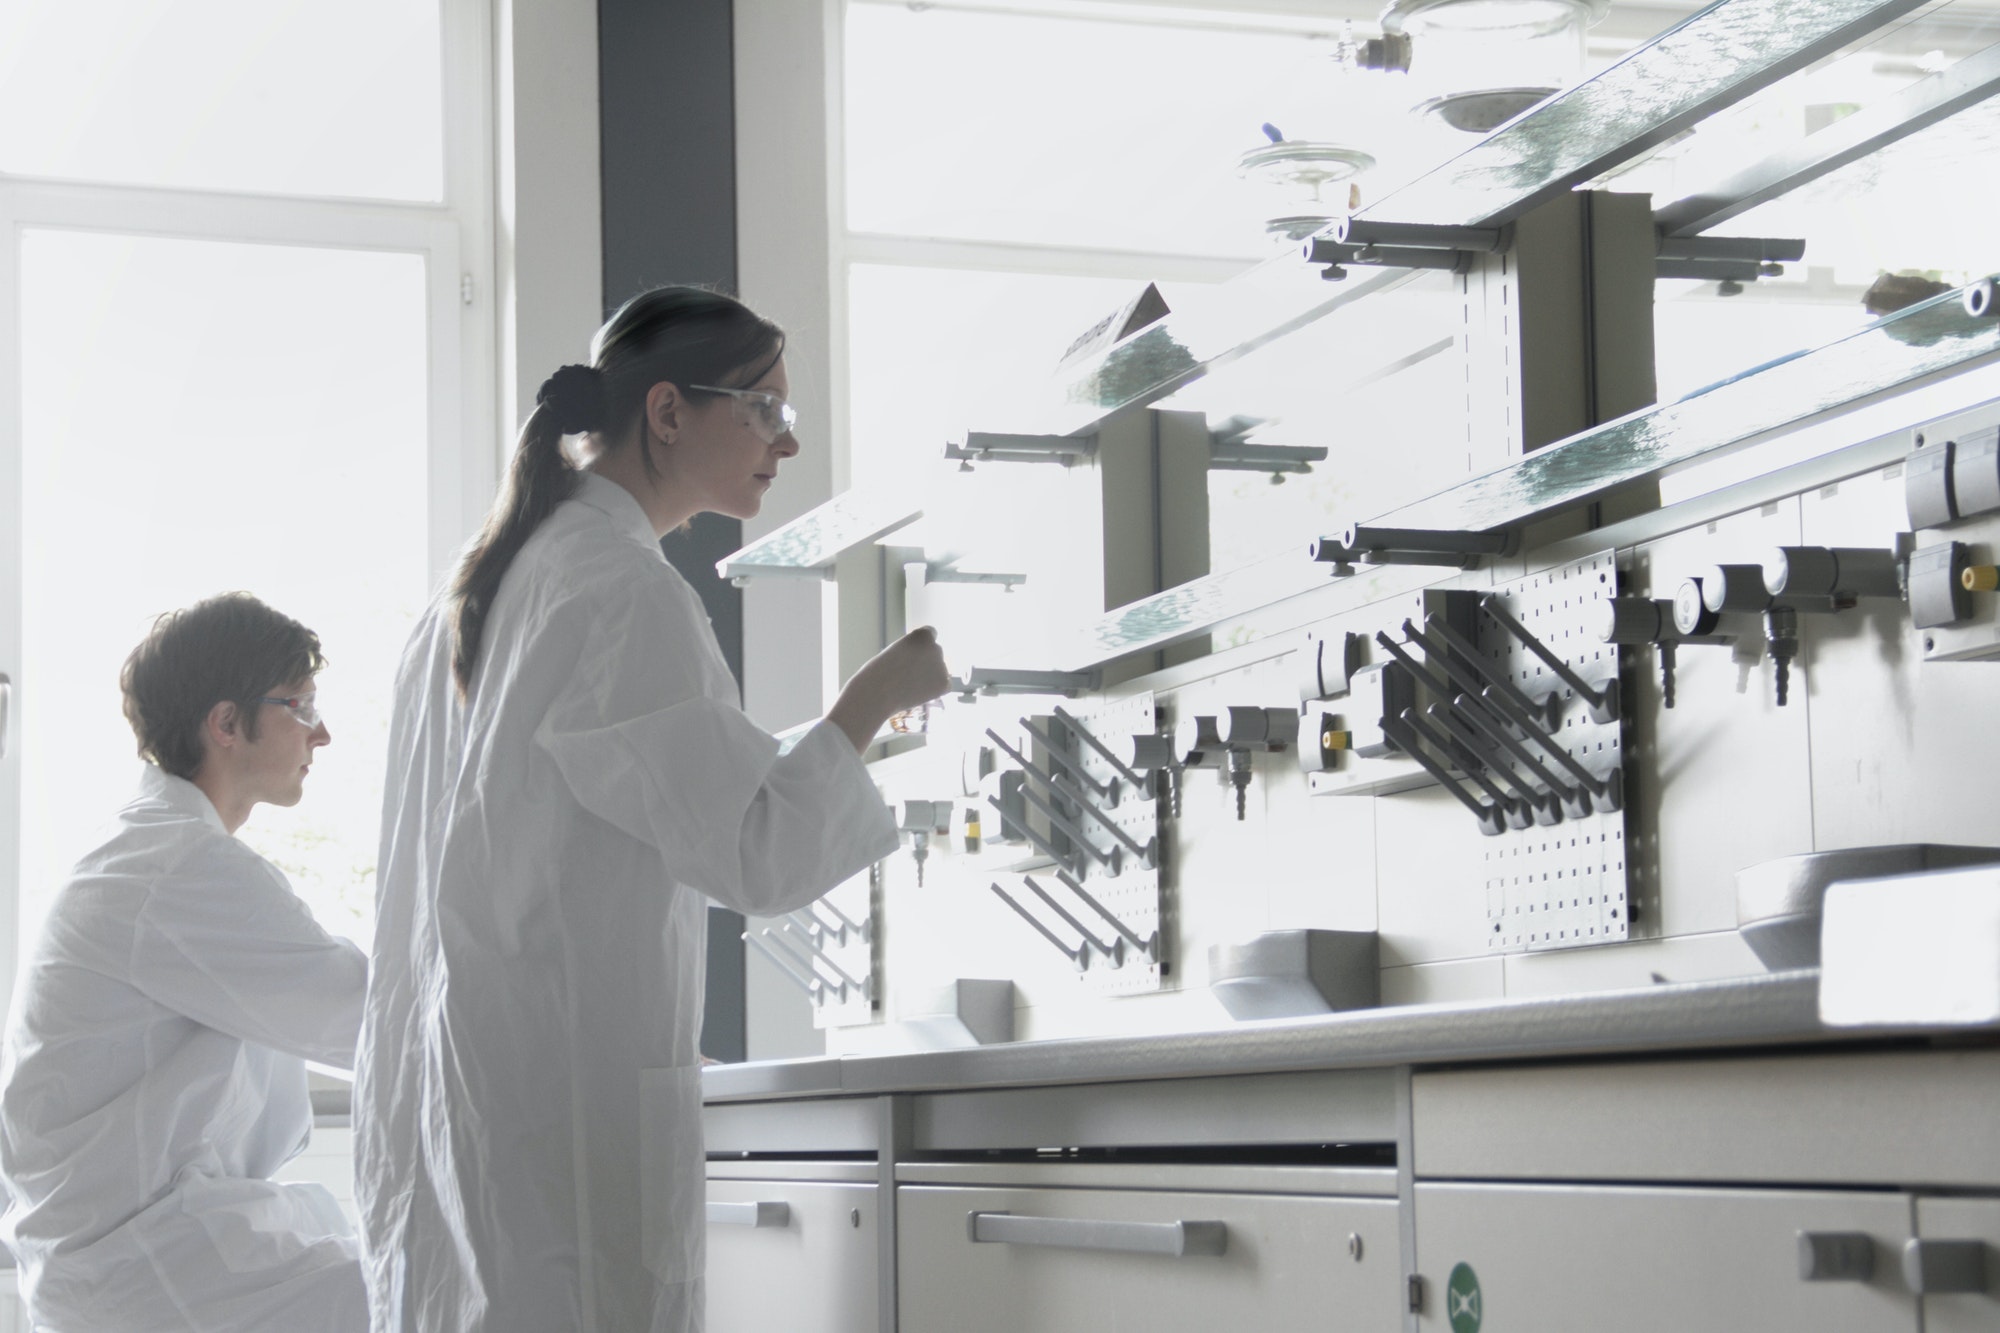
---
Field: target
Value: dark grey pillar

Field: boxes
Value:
[599,0,746,1063]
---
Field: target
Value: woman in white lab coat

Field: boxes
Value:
[355,287,947,1333]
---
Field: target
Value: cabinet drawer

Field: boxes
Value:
[706,1180,877,1333]
[1416,1182,1918,1332]
[897,1184,1399,1332]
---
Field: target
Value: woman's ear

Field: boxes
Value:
[644,381,684,448]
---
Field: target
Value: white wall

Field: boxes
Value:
[496,0,605,440]
[734,0,851,1061]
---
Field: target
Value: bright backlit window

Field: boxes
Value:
[0,0,445,201]
[2,1,492,972]
[20,232,431,943]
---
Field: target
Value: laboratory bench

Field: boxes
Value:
[699,973,2000,1332]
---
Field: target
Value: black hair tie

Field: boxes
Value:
[536,364,606,435]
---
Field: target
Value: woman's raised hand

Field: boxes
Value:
[827,627,951,753]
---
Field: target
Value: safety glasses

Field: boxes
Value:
[689,384,797,445]
[258,693,321,728]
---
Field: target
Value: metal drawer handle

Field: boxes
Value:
[1903,1238,1988,1294]
[707,1200,791,1229]
[1798,1231,1875,1282]
[967,1210,1227,1258]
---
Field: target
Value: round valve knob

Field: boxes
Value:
[1173,715,1224,768]
[1124,732,1176,772]
[1591,597,1672,645]
[1672,578,1722,637]
[1698,563,1771,615]
[1218,705,1300,749]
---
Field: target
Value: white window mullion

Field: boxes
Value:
[440,0,499,549]
[0,195,26,1016]
[0,178,457,254]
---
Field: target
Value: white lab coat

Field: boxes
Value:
[0,766,369,1333]
[356,471,896,1333]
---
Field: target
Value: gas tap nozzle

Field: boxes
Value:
[897,799,951,886]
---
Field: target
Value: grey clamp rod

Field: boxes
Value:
[707,1200,791,1229]
[967,1211,1227,1257]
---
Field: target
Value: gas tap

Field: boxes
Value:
[897,800,951,886]
[1178,708,1298,819]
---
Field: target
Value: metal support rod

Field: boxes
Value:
[1380,716,1505,836]
[1052,706,1151,790]
[1333,217,1509,252]
[1206,442,1328,473]
[1478,595,1613,711]
[1424,704,1538,802]
[986,796,1082,877]
[763,927,849,994]
[944,431,1098,465]
[1373,629,1526,740]
[921,565,1028,588]
[1346,525,1512,556]
[1386,627,1605,799]
[814,896,866,937]
[1416,617,1559,725]
[743,931,823,998]
[1655,258,1780,283]
[955,666,1100,698]
[1652,235,1805,263]
[988,882,1084,967]
[985,728,1070,799]
[1371,629,1462,704]
[1305,240,1473,272]
[1017,781,1122,875]
[1018,717,1117,799]
[1022,875,1120,957]
[1399,709,1516,812]
[1448,694,1583,803]
[778,921,864,988]
[1053,868,1157,958]
[1047,774,1155,867]
[1471,681,1609,797]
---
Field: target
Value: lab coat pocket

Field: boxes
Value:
[638,1065,705,1286]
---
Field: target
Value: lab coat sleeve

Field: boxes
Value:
[535,574,898,917]
[130,840,368,1069]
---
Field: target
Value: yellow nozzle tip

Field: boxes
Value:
[1322,729,1352,751]
[1962,565,2000,592]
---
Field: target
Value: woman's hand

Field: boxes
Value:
[826,626,951,753]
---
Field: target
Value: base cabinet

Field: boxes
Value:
[1415,1182,1919,1332]
[705,1177,878,1333]
[896,1183,1400,1332]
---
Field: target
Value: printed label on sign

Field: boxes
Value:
[1446,1262,1483,1333]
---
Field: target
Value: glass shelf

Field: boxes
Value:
[1034,280,2000,672]
[1361,0,1933,229]
[716,488,924,580]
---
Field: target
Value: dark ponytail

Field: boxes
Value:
[447,286,785,697]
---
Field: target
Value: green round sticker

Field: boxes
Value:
[1446,1262,1483,1333]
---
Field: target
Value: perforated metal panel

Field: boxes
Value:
[995,692,1166,996]
[1478,553,1631,952]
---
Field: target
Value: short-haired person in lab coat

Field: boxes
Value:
[0,592,370,1332]
[355,286,949,1333]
